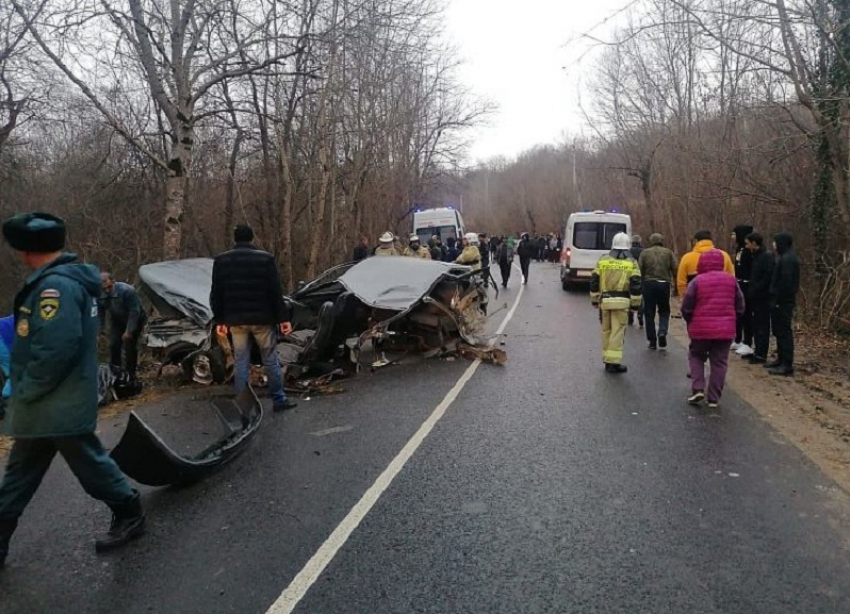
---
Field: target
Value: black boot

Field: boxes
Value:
[0,517,18,568]
[96,492,146,553]
[605,363,628,374]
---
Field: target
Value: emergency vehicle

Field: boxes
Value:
[560,210,632,290]
[412,207,466,245]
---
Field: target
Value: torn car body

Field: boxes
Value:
[139,256,503,385]
[110,387,263,486]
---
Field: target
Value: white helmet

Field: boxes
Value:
[611,232,632,251]
[464,232,479,246]
[408,233,419,243]
[379,231,394,243]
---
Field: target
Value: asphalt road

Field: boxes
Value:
[1,262,849,614]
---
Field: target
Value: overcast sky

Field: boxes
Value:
[444,0,628,164]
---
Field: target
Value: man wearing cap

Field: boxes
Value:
[402,234,431,259]
[374,232,400,256]
[0,212,145,568]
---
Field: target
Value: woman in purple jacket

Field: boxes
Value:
[681,249,745,408]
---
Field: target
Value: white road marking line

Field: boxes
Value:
[266,283,526,614]
[310,425,354,437]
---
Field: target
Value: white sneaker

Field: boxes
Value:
[735,344,753,356]
[730,342,741,351]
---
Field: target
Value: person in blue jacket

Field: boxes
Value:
[0,315,13,417]
[0,212,146,569]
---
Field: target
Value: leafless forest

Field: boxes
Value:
[0,0,848,330]
[460,0,850,331]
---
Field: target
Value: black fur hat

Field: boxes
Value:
[2,212,66,253]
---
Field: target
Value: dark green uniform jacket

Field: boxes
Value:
[4,254,101,438]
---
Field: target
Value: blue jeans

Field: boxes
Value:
[230,325,286,404]
[0,433,136,520]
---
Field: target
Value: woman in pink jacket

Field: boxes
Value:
[681,249,745,408]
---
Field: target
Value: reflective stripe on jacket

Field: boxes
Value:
[590,254,642,310]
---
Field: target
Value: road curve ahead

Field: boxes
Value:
[1,262,849,614]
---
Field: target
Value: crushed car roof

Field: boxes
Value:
[337,257,471,311]
[139,258,214,326]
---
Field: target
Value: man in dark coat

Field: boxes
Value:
[99,272,146,381]
[731,225,754,356]
[766,231,800,375]
[628,235,645,327]
[517,233,534,284]
[352,236,369,262]
[744,232,774,364]
[478,234,491,287]
[211,224,297,411]
[0,213,145,568]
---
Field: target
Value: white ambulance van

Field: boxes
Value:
[560,210,632,290]
[412,207,466,245]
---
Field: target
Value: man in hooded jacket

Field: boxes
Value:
[677,230,734,297]
[731,225,754,355]
[766,232,800,375]
[0,213,146,568]
[744,232,774,364]
[590,232,642,373]
[517,233,534,284]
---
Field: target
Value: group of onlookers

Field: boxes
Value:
[597,226,801,408]
[639,227,799,408]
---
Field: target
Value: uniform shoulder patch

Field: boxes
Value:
[40,288,61,299]
[39,297,60,320]
[17,319,29,337]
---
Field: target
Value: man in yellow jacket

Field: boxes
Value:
[402,234,431,259]
[455,233,481,270]
[590,232,643,373]
[677,230,734,296]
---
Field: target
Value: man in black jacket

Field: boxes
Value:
[766,231,800,376]
[517,233,534,284]
[211,225,297,411]
[744,232,774,364]
[731,225,754,356]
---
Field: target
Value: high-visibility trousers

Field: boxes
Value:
[601,308,629,364]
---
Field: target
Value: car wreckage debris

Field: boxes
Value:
[139,257,507,391]
[110,387,263,486]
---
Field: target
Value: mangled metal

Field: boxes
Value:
[110,387,263,486]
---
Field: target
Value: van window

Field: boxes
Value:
[573,222,628,250]
[416,226,458,244]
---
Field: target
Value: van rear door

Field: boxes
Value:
[569,220,629,274]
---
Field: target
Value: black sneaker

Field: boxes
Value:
[648,342,657,350]
[747,355,766,364]
[658,334,667,348]
[768,366,794,376]
[273,400,298,412]
[605,363,628,374]
[763,360,782,369]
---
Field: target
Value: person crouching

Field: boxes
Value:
[681,249,745,408]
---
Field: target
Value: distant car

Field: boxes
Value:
[560,211,632,291]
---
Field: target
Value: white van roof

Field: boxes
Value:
[567,210,630,221]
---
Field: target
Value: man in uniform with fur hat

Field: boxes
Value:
[0,212,145,568]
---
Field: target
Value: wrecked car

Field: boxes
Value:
[140,256,503,385]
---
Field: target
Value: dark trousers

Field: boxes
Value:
[751,301,771,359]
[0,433,136,521]
[642,280,671,343]
[520,258,531,283]
[736,283,753,345]
[771,302,795,367]
[109,321,143,377]
[499,261,511,287]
